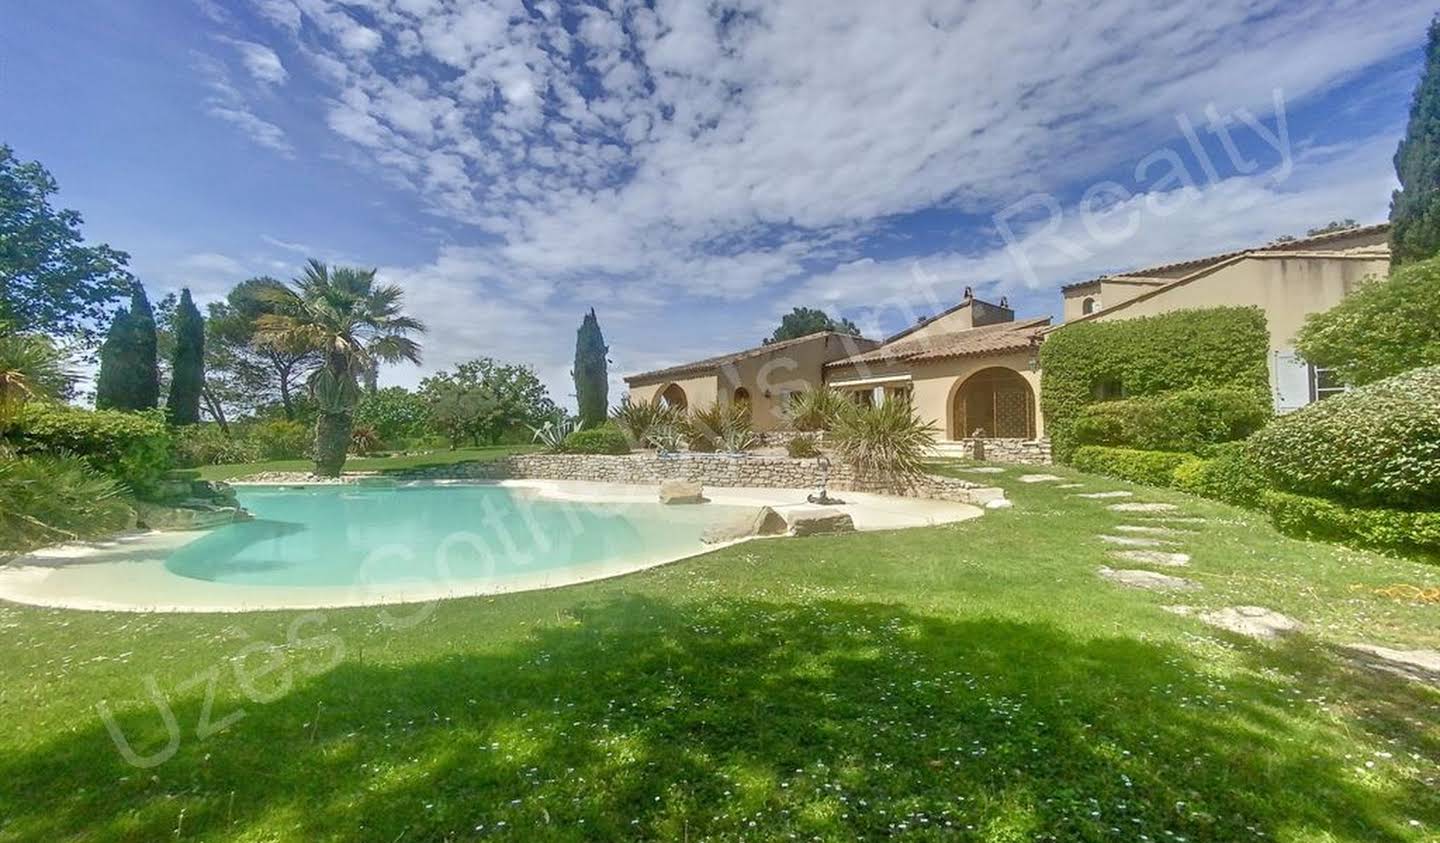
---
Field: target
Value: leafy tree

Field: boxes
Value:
[94,285,160,412]
[1296,256,1440,385]
[1390,16,1440,266]
[573,308,609,428]
[764,307,861,344]
[0,145,133,342]
[255,260,425,476]
[419,358,558,446]
[204,278,319,424]
[354,386,430,445]
[165,289,204,425]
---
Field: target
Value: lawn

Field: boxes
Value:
[1,461,1437,841]
[194,444,535,482]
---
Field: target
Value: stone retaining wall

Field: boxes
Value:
[397,453,1002,506]
[944,438,1052,465]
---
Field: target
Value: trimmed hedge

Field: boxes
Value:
[1040,306,1270,461]
[562,426,632,455]
[1246,366,1440,509]
[1072,446,1200,487]
[5,403,173,498]
[1171,442,1267,508]
[1261,490,1440,562]
[1073,387,1271,453]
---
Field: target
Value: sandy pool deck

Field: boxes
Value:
[0,480,983,613]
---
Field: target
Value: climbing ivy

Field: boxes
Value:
[1039,306,1270,462]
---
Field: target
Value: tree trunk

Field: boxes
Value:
[313,411,353,477]
[201,387,230,434]
[278,370,295,421]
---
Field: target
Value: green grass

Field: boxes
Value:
[195,445,536,482]
[1,461,1437,841]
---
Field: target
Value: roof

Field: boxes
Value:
[624,330,879,385]
[826,317,1051,370]
[1058,222,1390,293]
[877,296,1011,345]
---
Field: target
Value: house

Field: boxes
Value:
[1055,223,1391,412]
[624,331,881,432]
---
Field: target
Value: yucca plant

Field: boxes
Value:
[0,331,73,433]
[611,397,680,446]
[785,387,847,432]
[0,454,134,553]
[683,403,757,453]
[645,423,684,453]
[828,398,938,484]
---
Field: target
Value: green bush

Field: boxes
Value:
[354,387,430,444]
[172,424,262,467]
[1246,366,1440,509]
[561,425,631,455]
[1295,256,1440,385]
[247,419,310,460]
[786,434,821,458]
[1171,442,1267,508]
[828,399,937,483]
[1072,446,1200,488]
[1073,387,1271,453]
[1040,307,1270,461]
[1261,490,1440,562]
[0,454,136,553]
[6,403,172,497]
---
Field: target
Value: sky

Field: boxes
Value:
[1,0,1433,408]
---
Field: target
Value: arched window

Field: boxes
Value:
[658,383,688,410]
[732,387,752,421]
[1081,297,1097,315]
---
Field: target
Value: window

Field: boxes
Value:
[1091,377,1124,401]
[1310,365,1347,402]
[1081,296,1097,315]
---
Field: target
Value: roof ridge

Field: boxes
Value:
[625,329,878,384]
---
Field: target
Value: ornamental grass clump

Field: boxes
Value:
[828,399,937,483]
[785,387,847,432]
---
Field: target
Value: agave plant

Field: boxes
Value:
[682,403,758,453]
[529,415,582,453]
[785,387,847,432]
[645,422,684,453]
[611,396,680,446]
[828,398,937,484]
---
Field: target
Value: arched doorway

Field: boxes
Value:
[952,367,1036,439]
[658,383,688,410]
[732,387,752,421]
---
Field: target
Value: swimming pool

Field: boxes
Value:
[165,484,747,589]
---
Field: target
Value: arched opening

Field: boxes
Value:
[1081,297,1097,315]
[732,387,752,421]
[952,367,1036,439]
[658,383,688,410]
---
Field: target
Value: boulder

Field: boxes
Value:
[659,479,705,505]
[700,507,789,544]
[134,502,250,532]
[786,507,856,536]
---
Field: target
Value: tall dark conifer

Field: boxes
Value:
[166,288,204,425]
[572,308,609,429]
[94,307,132,410]
[128,283,160,408]
[1391,16,1440,266]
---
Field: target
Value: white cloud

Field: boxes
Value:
[222,37,288,86]
[193,51,293,155]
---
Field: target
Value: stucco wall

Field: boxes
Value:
[626,372,719,414]
[906,350,1044,440]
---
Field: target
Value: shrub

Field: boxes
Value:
[172,424,262,467]
[0,454,135,553]
[785,388,847,432]
[828,399,937,483]
[562,426,631,455]
[1261,490,1440,562]
[1073,387,1271,453]
[1040,307,1270,461]
[611,397,680,445]
[1246,366,1440,509]
[247,419,310,460]
[1171,442,1267,508]
[354,387,431,444]
[1296,256,1440,385]
[1072,446,1200,488]
[349,425,383,456]
[786,434,821,458]
[6,403,172,497]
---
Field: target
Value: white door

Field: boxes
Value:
[1271,350,1311,414]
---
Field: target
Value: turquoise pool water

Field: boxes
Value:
[165,485,743,588]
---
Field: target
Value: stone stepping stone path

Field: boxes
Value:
[1098,534,1177,548]
[1073,490,1133,499]
[1098,566,1200,592]
[1110,549,1190,567]
[1115,525,1191,535]
[1342,644,1440,688]
[1055,483,1085,489]
[959,466,1005,474]
[1018,474,1063,483]
[1108,502,1179,513]
[1198,606,1302,640]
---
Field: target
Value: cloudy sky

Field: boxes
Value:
[3,0,1432,406]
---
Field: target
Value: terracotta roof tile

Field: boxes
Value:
[826,317,1050,369]
[625,331,879,385]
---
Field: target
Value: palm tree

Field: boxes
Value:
[256,260,424,476]
[0,329,73,432]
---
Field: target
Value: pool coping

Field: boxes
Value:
[0,480,984,614]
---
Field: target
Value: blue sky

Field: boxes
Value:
[2,0,1433,406]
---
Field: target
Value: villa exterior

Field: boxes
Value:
[623,223,1392,461]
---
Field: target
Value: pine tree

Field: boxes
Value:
[166,288,205,425]
[94,307,133,410]
[1391,16,1440,266]
[572,308,609,428]
[128,283,160,408]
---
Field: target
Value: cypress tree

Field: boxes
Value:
[94,307,133,410]
[1391,16,1440,266]
[128,283,160,408]
[165,288,204,425]
[572,308,609,428]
